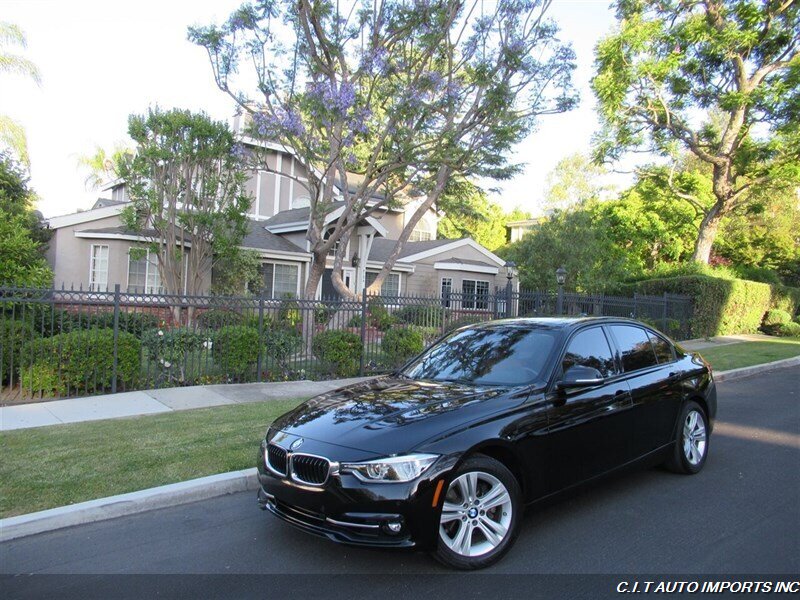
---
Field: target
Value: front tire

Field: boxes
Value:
[665,401,709,474]
[433,455,522,570]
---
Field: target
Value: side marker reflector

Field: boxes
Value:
[432,479,445,507]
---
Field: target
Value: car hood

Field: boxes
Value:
[271,376,518,455]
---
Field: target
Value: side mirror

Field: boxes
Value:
[558,365,604,389]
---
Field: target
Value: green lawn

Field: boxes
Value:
[697,338,800,372]
[0,398,305,518]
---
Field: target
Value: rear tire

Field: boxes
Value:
[665,401,709,474]
[433,455,522,570]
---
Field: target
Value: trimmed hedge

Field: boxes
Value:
[776,322,800,337]
[626,275,800,338]
[382,327,424,368]
[21,328,141,396]
[312,330,363,377]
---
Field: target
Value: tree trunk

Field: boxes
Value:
[691,203,724,264]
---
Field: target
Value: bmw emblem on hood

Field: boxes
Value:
[290,438,304,451]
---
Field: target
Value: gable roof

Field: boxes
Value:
[368,237,507,267]
[241,219,307,254]
[367,238,456,263]
[47,202,129,229]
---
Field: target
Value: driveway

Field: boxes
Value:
[2,368,798,598]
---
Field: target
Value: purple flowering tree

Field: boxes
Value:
[190,0,577,298]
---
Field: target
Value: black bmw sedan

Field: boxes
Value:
[257,317,716,569]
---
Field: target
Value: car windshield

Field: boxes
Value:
[402,325,557,386]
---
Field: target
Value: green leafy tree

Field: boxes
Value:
[500,204,635,292]
[190,0,577,299]
[436,178,530,251]
[118,108,251,302]
[0,153,52,286]
[211,248,263,295]
[0,22,42,166]
[543,152,609,210]
[593,0,800,264]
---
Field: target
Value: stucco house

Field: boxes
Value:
[45,120,515,300]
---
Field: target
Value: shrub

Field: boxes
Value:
[196,308,245,330]
[735,265,783,286]
[22,328,140,395]
[762,308,791,327]
[278,298,301,328]
[315,303,335,325]
[141,327,207,366]
[367,298,394,332]
[776,322,800,338]
[19,363,60,396]
[382,327,424,368]
[262,325,302,370]
[1,318,36,383]
[394,304,449,327]
[410,325,441,346]
[212,325,260,378]
[312,330,363,377]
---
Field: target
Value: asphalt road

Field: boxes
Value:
[2,368,798,599]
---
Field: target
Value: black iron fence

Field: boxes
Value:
[0,285,692,400]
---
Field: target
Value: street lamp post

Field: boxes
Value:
[505,261,516,318]
[555,266,567,315]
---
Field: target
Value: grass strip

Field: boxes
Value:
[697,338,800,372]
[0,398,305,518]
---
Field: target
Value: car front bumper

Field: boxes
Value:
[256,438,452,549]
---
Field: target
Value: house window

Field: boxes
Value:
[409,221,432,242]
[89,245,109,290]
[262,262,300,298]
[365,271,400,296]
[127,249,162,294]
[441,277,452,307]
[324,230,343,257]
[462,279,489,310]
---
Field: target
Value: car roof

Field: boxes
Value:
[469,316,652,332]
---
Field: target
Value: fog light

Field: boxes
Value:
[385,521,402,534]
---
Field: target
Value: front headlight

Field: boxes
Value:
[341,453,438,483]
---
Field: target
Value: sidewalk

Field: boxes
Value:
[0,377,372,432]
[679,333,774,351]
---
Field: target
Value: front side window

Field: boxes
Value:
[409,222,432,242]
[462,279,489,310]
[403,325,557,386]
[262,262,299,298]
[365,271,400,296]
[610,325,658,372]
[89,245,109,290]
[561,327,616,378]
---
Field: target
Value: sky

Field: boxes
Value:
[2,0,623,218]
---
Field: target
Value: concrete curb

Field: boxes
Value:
[0,468,260,543]
[2,358,797,543]
[713,355,800,382]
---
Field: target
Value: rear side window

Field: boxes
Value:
[648,331,675,364]
[609,325,658,372]
[562,327,617,378]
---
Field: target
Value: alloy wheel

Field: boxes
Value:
[683,409,707,466]
[438,471,513,557]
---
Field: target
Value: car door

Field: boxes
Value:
[606,324,681,458]
[543,325,634,493]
